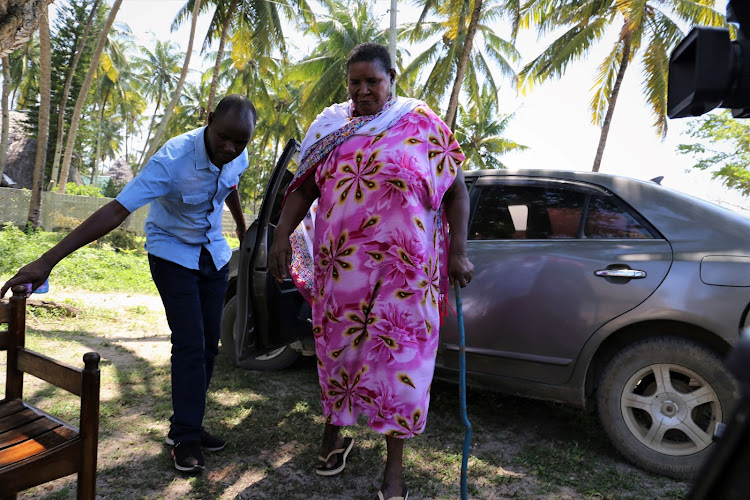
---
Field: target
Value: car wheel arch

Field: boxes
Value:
[580,319,733,412]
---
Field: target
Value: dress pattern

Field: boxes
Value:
[296,106,464,437]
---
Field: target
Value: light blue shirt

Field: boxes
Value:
[116,127,248,270]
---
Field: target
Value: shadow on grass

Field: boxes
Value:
[10,329,690,500]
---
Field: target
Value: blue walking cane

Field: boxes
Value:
[456,286,471,499]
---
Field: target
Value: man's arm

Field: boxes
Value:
[0,200,131,297]
[443,167,474,289]
[225,188,247,242]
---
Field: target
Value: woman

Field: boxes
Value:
[269,42,473,500]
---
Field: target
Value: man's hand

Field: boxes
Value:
[235,225,246,245]
[1,258,53,298]
[268,228,292,283]
[448,251,474,290]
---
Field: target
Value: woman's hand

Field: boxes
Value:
[269,228,293,283]
[448,251,474,290]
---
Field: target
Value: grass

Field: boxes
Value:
[0,224,241,295]
[3,303,691,499]
[0,228,690,499]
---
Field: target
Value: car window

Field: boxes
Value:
[469,184,654,240]
[584,195,652,239]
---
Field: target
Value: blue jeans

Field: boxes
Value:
[148,248,229,443]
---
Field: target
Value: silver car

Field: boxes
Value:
[222,139,749,479]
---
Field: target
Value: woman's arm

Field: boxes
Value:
[268,174,320,282]
[443,167,474,289]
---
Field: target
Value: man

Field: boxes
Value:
[1,94,257,473]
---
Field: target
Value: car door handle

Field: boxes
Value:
[594,269,647,279]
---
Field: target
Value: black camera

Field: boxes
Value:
[667,0,750,118]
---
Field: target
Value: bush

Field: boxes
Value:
[50,212,83,231]
[96,228,144,252]
[102,178,127,198]
[0,224,155,294]
[65,183,104,197]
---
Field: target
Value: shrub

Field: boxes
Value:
[50,212,83,231]
[65,183,104,197]
[96,228,144,252]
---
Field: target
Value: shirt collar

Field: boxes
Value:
[194,126,219,172]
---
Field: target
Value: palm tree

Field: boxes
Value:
[0,0,53,58]
[454,84,527,170]
[291,0,386,122]
[8,35,40,110]
[133,40,182,168]
[518,0,725,172]
[0,56,11,183]
[140,0,202,167]
[90,25,132,184]
[49,0,101,191]
[57,0,123,193]
[28,2,51,228]
[172,0,316,115]
[402,0,520,123]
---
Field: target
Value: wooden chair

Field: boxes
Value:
[0,285,100,499]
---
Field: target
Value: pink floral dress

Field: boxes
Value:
[294,105,464,437]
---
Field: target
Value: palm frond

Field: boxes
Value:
[589,43,620,126]
[517,17,608,93]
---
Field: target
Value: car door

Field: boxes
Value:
[438,176,673,385]
[235,139,311,362]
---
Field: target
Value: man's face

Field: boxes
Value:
[204,109,255,167]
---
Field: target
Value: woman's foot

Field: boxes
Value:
[315,424,351,474]
[379,435,405,498]
[377,485,408,500]
[377,483,407,500]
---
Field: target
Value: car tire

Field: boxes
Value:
[597,336,738,479]
[220,295,301,371]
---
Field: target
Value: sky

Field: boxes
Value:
[83,0,750,214]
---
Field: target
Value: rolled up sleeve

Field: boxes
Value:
[116,159,172,213]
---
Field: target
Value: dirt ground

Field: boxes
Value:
[7,289,690,500]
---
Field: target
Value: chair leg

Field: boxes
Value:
[76,471,96,500]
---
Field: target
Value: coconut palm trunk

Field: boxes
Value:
[444,0,482,129]
[592,29,632,172]
[0,56,10,183]
[57,0,122,194]
[206,0,239,116]
[0,0,54,58]
[136,91,162,169]
[27,3,51,228]
[141,0,202,165]
[49,0,100,191]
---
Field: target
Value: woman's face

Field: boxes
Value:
[347,59,394,116]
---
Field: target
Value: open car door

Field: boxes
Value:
[233,139,312,366]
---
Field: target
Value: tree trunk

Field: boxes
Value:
[592,29,632,172]
[141,0,202,166]
[0,0,54,58]
[444,0,482,129]
[0,56,10,183]
[49,0,100,190]
[136,91,162,170]
[57,0,122,194]
[206,0,239,118]
[27,3,50,228]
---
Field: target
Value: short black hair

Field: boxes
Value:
[346,42,392,73]
[215,94,257,125]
